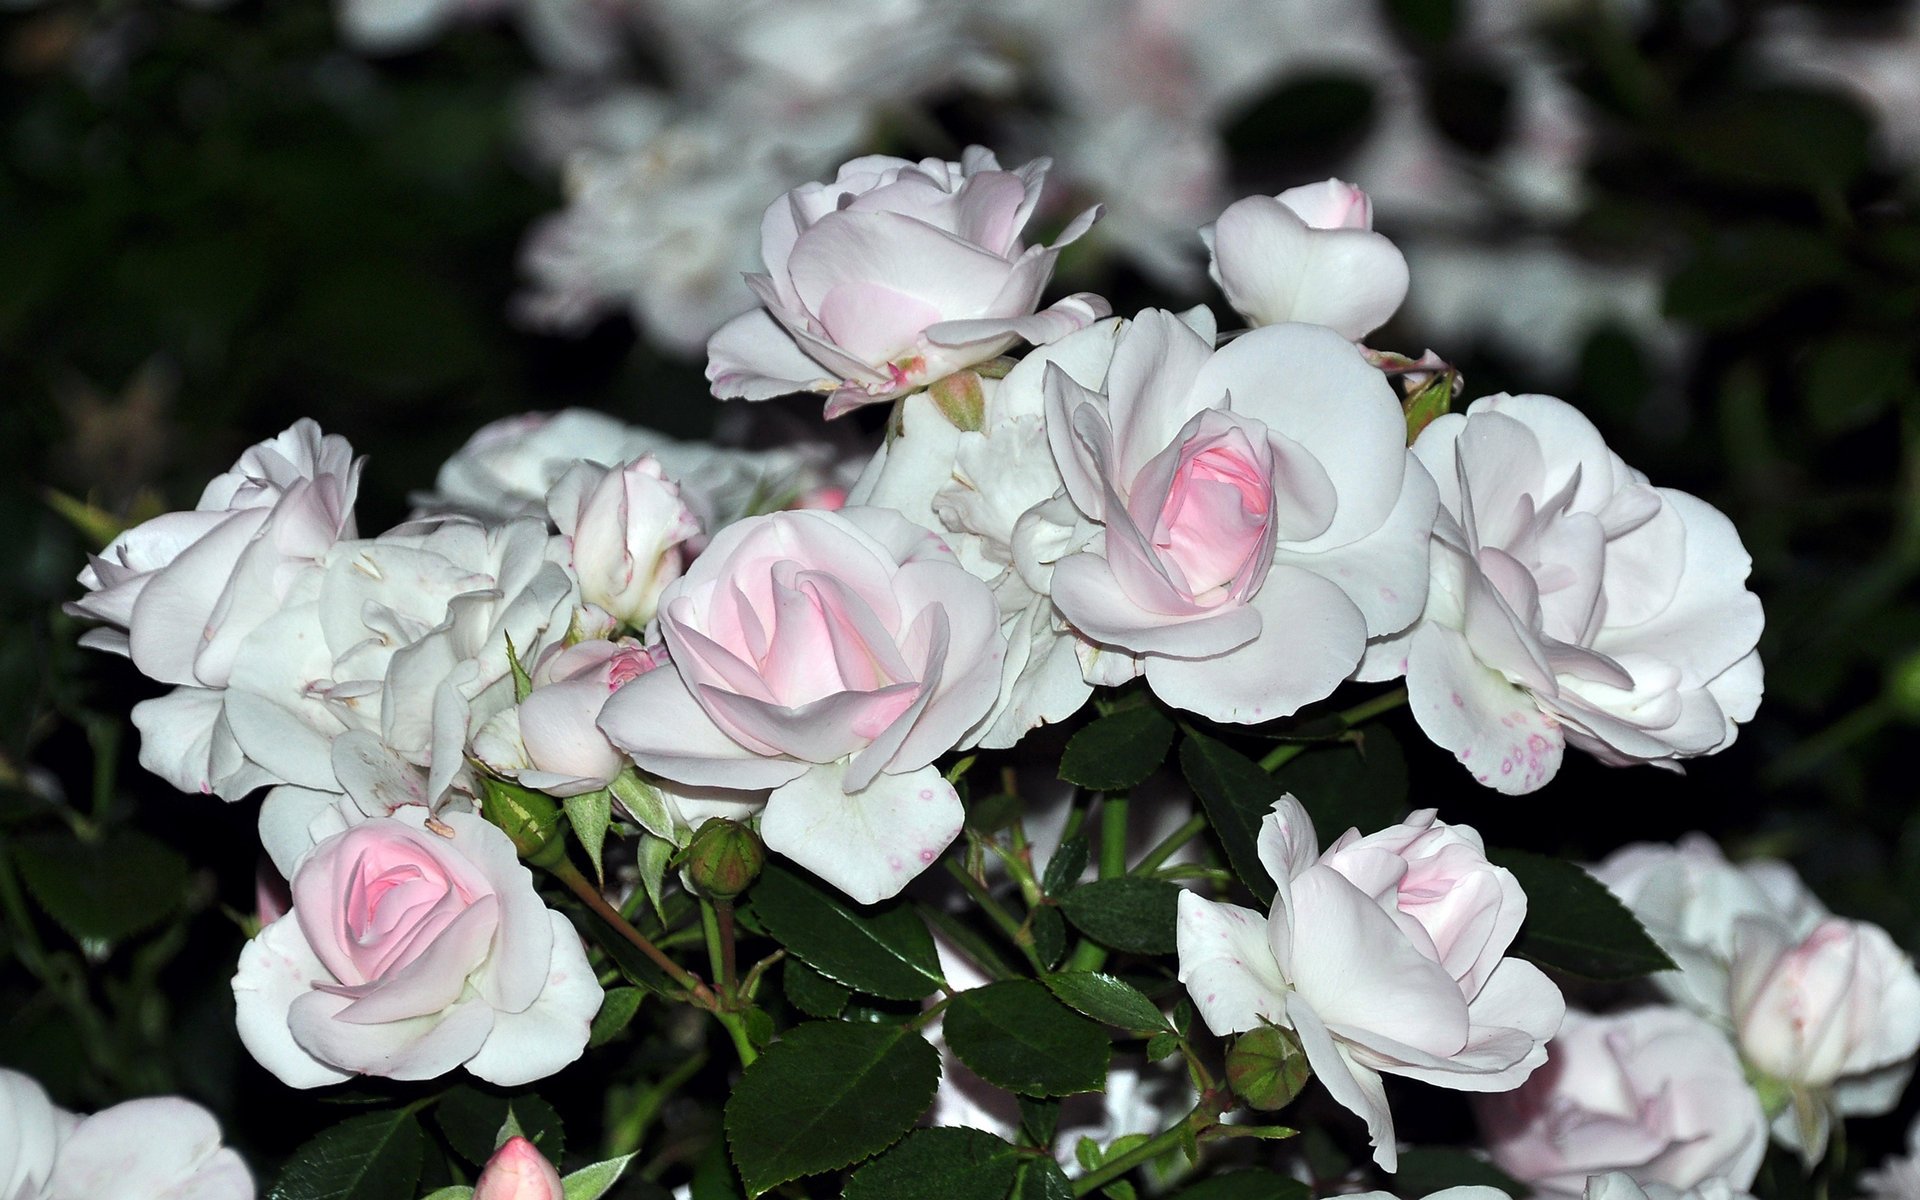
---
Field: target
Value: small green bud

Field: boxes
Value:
[1226,1023,1311,1111]
[685,818,764,900]
[476,772,568,869]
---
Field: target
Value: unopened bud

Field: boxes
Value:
[477,773,568,869]
[928,369,986,432]
[1226,1023,1311,1111]
[686,818,763,900]
[473,1136,564,1200]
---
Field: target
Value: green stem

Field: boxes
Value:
[1135,814,1206,876]
[1259,686,1408,771]
[715,1010,759,1067]
[1070,1108,1200,1196]
[701,900,727,995]
[944,860,1046,973]
[552,859,719,1009]
[716,899,739,994]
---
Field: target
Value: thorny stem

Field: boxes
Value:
[1068,1095,1221,1196]
[551,859,721,1010]
[715,899,739,994]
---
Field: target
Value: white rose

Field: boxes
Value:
[546,456,700,629]
[1380,393,1763,793]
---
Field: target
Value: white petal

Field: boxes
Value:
[465,911,602,1086]
[1173,891,1291,1035]
[231,916,354,1089]
[1287,995,1400,1171]
[705,309,837,401]
[759,760,964,904]
[1405,622,1565,794]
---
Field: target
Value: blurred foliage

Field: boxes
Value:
[3,0,1920,1186]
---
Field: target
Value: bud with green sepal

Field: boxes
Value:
[685,818,764,901]
[476,770,570,870]
[1226,1023,1311,1111]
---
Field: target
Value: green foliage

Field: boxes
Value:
[1060,879,1181,956]
[943,980,1111,1098]
[1179,732,1283,905]
[1058,707,1175,791]
[783,956,853,1019]
[1041,972,1171,1034]
[560,1154,639,1200]
[1489,849,1676,980]
[724,1021,941,1196]
[564,788,613,883]
[844,1129,1025,1200]
[752,863,945,1001]
[435,1086,564,1167]
[1273,732,1408,842]
[1042,834,1090,898]
[588,987,647,1048]
[9,828,187,944]
[267,1109,426,1200]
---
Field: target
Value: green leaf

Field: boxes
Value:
[435,1087,563,1167]
[569,909,674,993]
[11,829,188,945]
[1060,879,1181,955]
[1172,1170,1311,1200]
[944,980,1111,1098]
[419,1190,474,1200]
[967,792,1022,835]
[632,833,673,924]
[784,956,852,1018]
[506,634,533,703]
[1391,1147,1526,1197]
[588,987,645,1048]
[268,1109,425,1200]
[1274,731,1408,842]
[1804,335,1911,436]
[1042,834,1089,898]
[609,771,677,843]
[724,1020,940,1196]
[1489,849,1676,981]
[565,788,613,883]
[561,1154,638,1200]
[844,1128,1023,1200]
[753,863,945,1000]
[1042,972,1170,1034]
[1017,1096,1060,1148]
[1016,1158,1073,1200]
[1059,707,1176,791]
[1031,905,1067,969]
[1179,732,1283,905]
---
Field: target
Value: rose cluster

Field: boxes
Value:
[61,146,1857,1200]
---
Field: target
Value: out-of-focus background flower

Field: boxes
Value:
[3,0,1919,1187]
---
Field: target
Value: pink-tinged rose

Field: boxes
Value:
[1178,804,1562,1171]
[1475,1006,1767,1198]
[598,507,1004,903]
[706,147,1110,416]
[1044,309,1438,724]
[68,420,363,800]
[472,1137,564,1200]
[49,1097,254,1200]
[1,1068,71,1200]
[232,807,602,1088]
[1346,1190,1510,1200]
[1203,179,1410,340]
[1381,394,1764,794]
[546,456,700,629]
[1592,835,1825,1017]
[473,640,669,798]
[1731,917,1920,1095]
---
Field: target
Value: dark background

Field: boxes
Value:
[2,0,1918,1188]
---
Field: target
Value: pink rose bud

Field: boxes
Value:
[474,1136,564,1200]
[546,456,699,630]
[1732,917,1920,1092]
